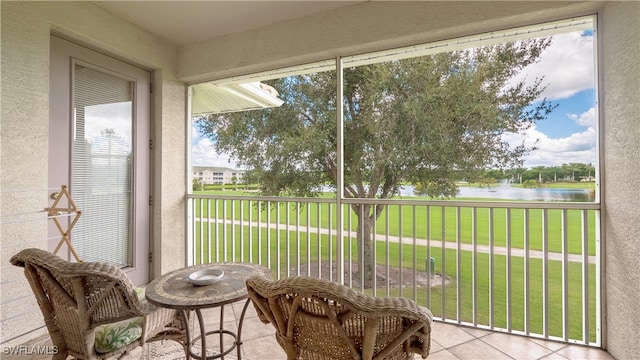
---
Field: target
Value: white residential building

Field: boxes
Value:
[192,166,244,185]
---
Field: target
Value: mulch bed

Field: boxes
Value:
[287,261,447,289]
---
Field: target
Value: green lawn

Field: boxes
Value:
[191,196,597,255]
[196,222,596,341]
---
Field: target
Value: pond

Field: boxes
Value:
[397,185,596,202]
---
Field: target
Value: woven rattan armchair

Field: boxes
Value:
[246,275,433,360]
[10,248,185,360]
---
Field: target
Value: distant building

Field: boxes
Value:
[192,166,244,185]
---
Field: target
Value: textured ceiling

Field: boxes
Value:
[92,1,363,47]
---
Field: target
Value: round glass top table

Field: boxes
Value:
[146,263,271,360]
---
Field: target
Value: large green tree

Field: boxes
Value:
[197,38,555,285]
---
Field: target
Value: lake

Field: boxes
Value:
[398,185,596,202]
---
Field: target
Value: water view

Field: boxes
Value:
[397,184,596,202]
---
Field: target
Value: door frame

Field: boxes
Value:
[49,35,152,285]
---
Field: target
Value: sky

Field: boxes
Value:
[503,29,596,168]
[191,28,597,170]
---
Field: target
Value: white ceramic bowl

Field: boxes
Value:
[188,268,224,286]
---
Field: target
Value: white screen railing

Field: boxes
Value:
[187,194,600,346]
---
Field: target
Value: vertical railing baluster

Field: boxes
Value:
[257,201,262,266]
[193,197,198,264]
[267,200,272,274]
[562,209,569,341]
[193,198,199,264]
[214,199,219,263]
[412,205,417,302]
[524,208,530,335]
[489,207,494,329]
[222,199,228,262]
[595,208,602,346]
[582,209,590,344]
[276,202,281,279]
[286,201,290,278]
[506,208,512,332]
[207,199,212,264]
[231,200,236,261]
[456,206,462,323]
[306,202,311,276]
[348,204,353,288]
[240,199,244,262]
[317,203,321,279]
[373,204,378,295]
[198,198,204,264]
[358,204,362,291]
[426,205,432,309]
[329,203,333,282]
[248,200,252,263]
[296,202,300,277]
[472,207,478,326]
[385,207,390,298]
[441,205,446,319]
[542,209,549,338]
[399,205,403,297]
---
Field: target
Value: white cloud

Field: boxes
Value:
[510,31,594,101]
[503,121,596,168]
[568,107,596,127]
[191,135,239,168]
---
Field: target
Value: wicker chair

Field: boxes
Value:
[10,248,185,360]
[246,275,433,360]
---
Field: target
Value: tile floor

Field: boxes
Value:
[6,301,614,360]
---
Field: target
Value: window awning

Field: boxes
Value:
[190,81,284,115]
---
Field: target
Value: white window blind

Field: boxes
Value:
[72,63,133,267]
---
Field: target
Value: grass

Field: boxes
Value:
[191,196,598,255]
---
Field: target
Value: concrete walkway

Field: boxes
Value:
[202,218,597,264]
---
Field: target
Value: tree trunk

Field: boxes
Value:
[354,204,377,288]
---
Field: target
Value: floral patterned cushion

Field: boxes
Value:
[94,286,146,353]
[94,317,143,353]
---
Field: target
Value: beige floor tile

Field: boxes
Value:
[424,349,461,359]
[430,322,476,349]
[458,326,495,339]
[555,344,615,360]
[4,355,34,360]
[199,304,236,326]
[538,353,570,360]
[242,335,285,360]
[447,339,512,360]
[429,338,445,353]
[529,337,571,352]
[480,332,552,359]
[7,319,615,360]
[232,299,257,319]
[239,316,278,341]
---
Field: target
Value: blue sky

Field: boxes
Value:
[503,29,596,168]
[192,29,597,170]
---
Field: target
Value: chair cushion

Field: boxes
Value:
[94,316,144,353]
[94,286,147,353]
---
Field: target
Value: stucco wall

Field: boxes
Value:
[0,1,186,346]
[601,2,640,359]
